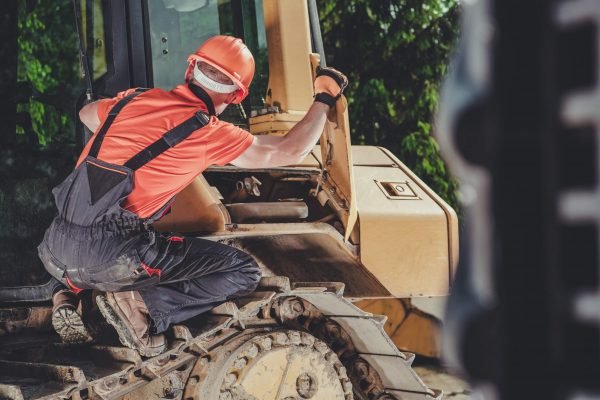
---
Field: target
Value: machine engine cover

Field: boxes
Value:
[351,146,459,297]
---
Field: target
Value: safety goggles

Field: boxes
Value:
[193,62,239,94]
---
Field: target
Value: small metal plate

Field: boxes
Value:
[375,180,421,200]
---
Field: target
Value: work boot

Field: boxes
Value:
[52,289,93,344]
[96,291,166,357]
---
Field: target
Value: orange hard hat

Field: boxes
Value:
[186,35,255,104]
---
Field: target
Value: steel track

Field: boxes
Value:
[0,277,440,400]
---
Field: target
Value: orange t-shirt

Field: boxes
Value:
[77,84,254,218]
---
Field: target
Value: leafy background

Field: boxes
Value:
[0,0,81,286]
[15,0,81,146]
[317,0,461,209]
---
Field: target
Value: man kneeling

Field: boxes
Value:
[38,35,348,356]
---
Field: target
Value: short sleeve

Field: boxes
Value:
[205,123,254,166]
[96,88,138,122]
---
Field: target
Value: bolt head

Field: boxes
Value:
[296,372,318,399]
[291,300,304,313]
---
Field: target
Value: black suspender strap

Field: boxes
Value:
[188,83,216,116]
[88,88,148,158]
[86,87,209,171]
[124,112,210,171]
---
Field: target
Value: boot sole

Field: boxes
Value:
[52,305,93,344]
[96,294,165,357]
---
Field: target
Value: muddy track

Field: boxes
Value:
[0,278,440,400]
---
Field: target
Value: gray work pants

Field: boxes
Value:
[39,219,261,334]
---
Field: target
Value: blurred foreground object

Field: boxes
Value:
[0,0,460,398]
[438,0,600,398]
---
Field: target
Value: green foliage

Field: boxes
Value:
[16,0,81,147]
[317,0,460,210]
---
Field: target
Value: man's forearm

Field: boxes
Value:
[230,67,347,169]
[278,101,330,161]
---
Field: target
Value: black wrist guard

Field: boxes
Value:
[314,92,336,107]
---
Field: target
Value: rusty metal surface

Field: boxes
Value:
[0,384,24,400]
[0,307,52,336]
[0,279,438,399]
[225,233,390,297]
[273,290,437,399]
[185,330,352,400]
[0,359,85,399]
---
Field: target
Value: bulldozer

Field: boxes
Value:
[0,0,458,399]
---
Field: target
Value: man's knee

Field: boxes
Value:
[231,256,261,294]
[242,257,262,290]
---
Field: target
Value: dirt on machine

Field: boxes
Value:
[0,1,458,399]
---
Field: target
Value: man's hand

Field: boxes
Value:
[313,66,349,107]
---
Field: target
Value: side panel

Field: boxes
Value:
[354,146,459,297]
